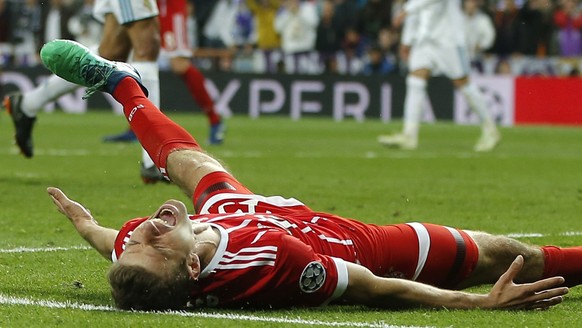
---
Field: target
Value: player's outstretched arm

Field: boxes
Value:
[47,187,118,260]
[342,256,568,310]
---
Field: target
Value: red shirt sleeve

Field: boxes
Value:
[193,233,349,308]
[268,234,349,307]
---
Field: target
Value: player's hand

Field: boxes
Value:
[47,187,97,226]
[485,255,568,310]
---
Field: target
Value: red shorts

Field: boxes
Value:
[193,172,479,289]
[353,222,479,288]
[158,0,192,57]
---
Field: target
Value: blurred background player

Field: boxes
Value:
[378,0,501,152]
[463,0,496,73]
[3,0,161,183]
[3,0,223,183]
[103,0,225,146]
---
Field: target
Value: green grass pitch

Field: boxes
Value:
[0,111,581,327]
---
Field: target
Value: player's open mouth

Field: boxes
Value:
[151,205,179,227]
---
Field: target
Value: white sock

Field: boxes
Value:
[20,75,78,117]
[460,83,495,130]
[20,45,101,117]
[142,147,155,168]
[402,75,427,138]
[130,61,159,107]
[131,61,159,169]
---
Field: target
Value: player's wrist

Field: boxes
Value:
[71,214,98,232]
[472,294,492,309]
[437,291,489,309]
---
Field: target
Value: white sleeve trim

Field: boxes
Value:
[321,257,349,306]
[111,250,118,262]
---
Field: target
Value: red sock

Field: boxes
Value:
[112,77,201,172]
[542,245,582,287]
[180,64,221,125]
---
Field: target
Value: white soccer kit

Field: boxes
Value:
[464,10,496,60]
[93,0,159,25]
[404,0,471,79]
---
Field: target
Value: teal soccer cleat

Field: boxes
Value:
[40,39,148,98]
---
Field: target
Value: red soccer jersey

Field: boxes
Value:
[113,210,362,308]
[112,191,480,307]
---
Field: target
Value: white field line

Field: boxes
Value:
[0,245,92,253]
[3,231,582,255]
[506,231,582,238]
[0,294,430,328]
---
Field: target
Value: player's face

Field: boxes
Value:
[118,200,197,277]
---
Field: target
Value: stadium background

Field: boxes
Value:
[2,67,582,126]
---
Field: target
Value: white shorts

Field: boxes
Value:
[408,42,470,80]
[93,0,159,25]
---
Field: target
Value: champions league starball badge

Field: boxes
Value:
[299,261,326,293]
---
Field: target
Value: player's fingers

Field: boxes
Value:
[527,295,564,310]
[526,277,566,293]
[510,291,565,311]
[519,287,568,310]
[51,195,69,216]
[47,187,76,215]
[532,287,569,300]
[49,195,64,212]
[47,187,69,203]
[48,187,80,208]
[499,255,524,283]
[46,187,62,198]
[47,187,65,209]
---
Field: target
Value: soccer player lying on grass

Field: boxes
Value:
[43,39,573,311]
